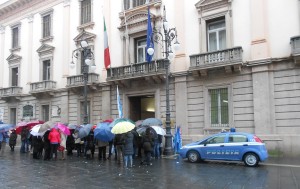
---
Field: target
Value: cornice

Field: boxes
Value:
[0,0,63,24]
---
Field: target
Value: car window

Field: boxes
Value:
[206,135,226,144]
[228,134,248,143]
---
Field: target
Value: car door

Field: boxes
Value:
[225,134,248,160]
[200,133,227,160]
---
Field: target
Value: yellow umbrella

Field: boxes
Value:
[111,121,135,134]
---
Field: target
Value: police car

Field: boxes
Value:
[178,132,268,167]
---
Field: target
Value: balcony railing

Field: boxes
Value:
[0,86,22,97]
[190,47,243,68]
[291,36,300,55]
[106,59,167,81]
[66,73,99,87]
[30,80,56,93]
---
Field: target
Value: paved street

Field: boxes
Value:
[1,146,300,189]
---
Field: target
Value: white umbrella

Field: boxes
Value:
[30,124,46,136]
[151,125,166,135]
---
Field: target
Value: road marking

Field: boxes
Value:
[262,163,300,168]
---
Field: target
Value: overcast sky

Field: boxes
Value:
[0,0,9,5]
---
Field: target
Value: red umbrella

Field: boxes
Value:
[15,120,44,134]
[103,119,113,123]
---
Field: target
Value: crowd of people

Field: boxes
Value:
[0,126,163,168]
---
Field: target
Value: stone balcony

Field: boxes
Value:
[106,59,167,87]
[29,80,56,98]
[291,35,300,64]
[66,73,99,93]
[0,86,22,101]
[189,47,243,77]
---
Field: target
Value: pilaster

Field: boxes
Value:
[250,0,270,60]
[0,25,5,87]
[27,14,34,83]
[63,0,71,77]
[174,76,188,135]
[101,85,111,120]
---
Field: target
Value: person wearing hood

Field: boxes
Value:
[48,128,61,161]
[9,130,17,151]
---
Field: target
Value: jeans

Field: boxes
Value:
[154,142,160,158]
[124,155,133,167]
[50,143,59,160]
[20,140,28,153]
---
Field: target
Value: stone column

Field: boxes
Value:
[250,0,270,59]
[27,15,34,83]
[63,0,71,77]
[0,25,5,87]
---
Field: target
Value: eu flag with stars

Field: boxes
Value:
[146,6,153,63]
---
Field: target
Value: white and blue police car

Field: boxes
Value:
[178,132,268,167]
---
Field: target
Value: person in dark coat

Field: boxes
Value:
[66,130,75,156]
[130,128,139,159]
[114,134,125,164]
[43,130,51,160]
[9,130,17,151]
[123,131,134,168]
[141,128,154,165]
[32,136,44,159]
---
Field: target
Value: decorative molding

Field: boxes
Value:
[27,14,34,23]
[36,44,55,56]
[73,30,96,45]
[6,53,22,64]
[63,0,71,6]
[251,39,267,45]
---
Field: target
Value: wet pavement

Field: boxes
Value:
[1,146,300,189]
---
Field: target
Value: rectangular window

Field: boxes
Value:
[10,108,17,125]
[209,88,228,127]
[11,67,18,86]
[207,19,226,52]
[43,60,51,80]
[135,37,147,63]
[12,27,19,48]
[81,0,91,25]
[124,0,149,10]
[42,14,51,38]
[80,101,90,124]
[42,105,50,122]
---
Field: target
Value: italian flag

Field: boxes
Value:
[104,17,111,69]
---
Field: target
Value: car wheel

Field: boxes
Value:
[187,150,200,163]
[243,153,259,167]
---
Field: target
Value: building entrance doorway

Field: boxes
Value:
[129,95,155,121]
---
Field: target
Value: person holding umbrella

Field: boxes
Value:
[20,127,29,153]
[48,128,61,161]
[141,127,154,166]
[123,131,134,168]
[9,129,17,151]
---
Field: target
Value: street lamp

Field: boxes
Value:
[70,38,96,125]
[147,6,180,156]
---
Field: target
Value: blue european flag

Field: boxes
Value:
[117,86,123,118]
[146,6,153,63]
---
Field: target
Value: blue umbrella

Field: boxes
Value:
[0,124,15,133]
[141,118,163,127]
[94,122,115,142]
[78,124,93,138]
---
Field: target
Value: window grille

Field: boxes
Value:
[23,105,33,117]
[209,88,229,127]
